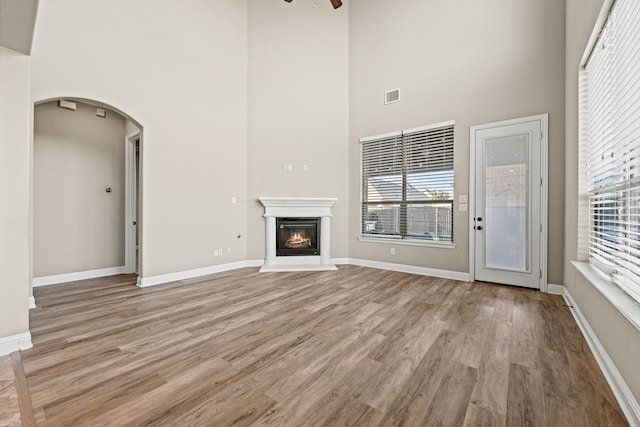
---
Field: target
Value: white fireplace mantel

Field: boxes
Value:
[258,197,337,272]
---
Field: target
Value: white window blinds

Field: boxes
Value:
[586,0,640,303]
[361,121,455,243]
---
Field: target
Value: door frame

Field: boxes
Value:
[469,114,549,292]
[124,131,140,274]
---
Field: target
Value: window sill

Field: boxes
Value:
[572,261,640,332]
[358,236,456,249]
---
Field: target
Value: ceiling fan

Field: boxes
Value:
[284,0,343,9]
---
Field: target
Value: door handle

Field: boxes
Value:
[477,226,483,230]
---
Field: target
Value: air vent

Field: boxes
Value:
[58,100,76,111]
[385,88,400,105]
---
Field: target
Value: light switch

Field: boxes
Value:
[459,203,468,212]
[459,195,468,204]
[231,197,237,204]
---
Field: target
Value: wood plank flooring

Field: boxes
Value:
[0,351,35,426]
[0,355,22,426]
[22,266,628,426]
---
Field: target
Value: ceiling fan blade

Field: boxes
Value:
[284,0,342,9]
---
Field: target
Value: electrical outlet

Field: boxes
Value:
[227,248,232,255]
[213,249,219,257]
[231,197,237,204]
[390,247,395,255]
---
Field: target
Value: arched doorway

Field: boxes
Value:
[31,98,143,291]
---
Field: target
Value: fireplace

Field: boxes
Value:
[277,218,320,256]
[258,197,338,272]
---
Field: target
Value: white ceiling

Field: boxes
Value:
[0,0,38,54]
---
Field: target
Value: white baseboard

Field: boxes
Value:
[140,258,357,287]
[138,261,254,288]
[28,296,36,309]
[245,259,264,268]
[547,283,564,295]
[33,266,125,287]
[347,258,470,282]
[0,332,32,356]
[563,288,640,426]
[137,258,469,288]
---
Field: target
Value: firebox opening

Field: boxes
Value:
[276,217,320,256]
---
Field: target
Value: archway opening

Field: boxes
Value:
[32,98,143,291]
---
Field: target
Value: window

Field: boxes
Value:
[586,0,640,303]
[360,121,454,244]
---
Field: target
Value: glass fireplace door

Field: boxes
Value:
[276,218,320,256]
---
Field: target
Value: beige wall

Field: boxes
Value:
[30,0,249,278]
[348,0,566,282]
[27,0,566,280]
[246,0,350,260]
[33,101,126,276]
[0,47,30,338]
[0,0,38,54]
[564,0,640,407]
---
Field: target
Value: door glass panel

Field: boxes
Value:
[484,134,529,271]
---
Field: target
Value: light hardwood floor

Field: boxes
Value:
[0,351,35,426]
[23,266,628,426]
[0,355,21,426]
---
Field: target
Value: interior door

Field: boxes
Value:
[472,116,545,289]
[125,134,139,275]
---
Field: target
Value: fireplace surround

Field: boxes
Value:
[259,197,337,272]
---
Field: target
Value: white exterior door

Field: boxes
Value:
[471,115,547,289]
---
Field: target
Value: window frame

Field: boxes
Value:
[359,120,455,247]
[583,0,640,305]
